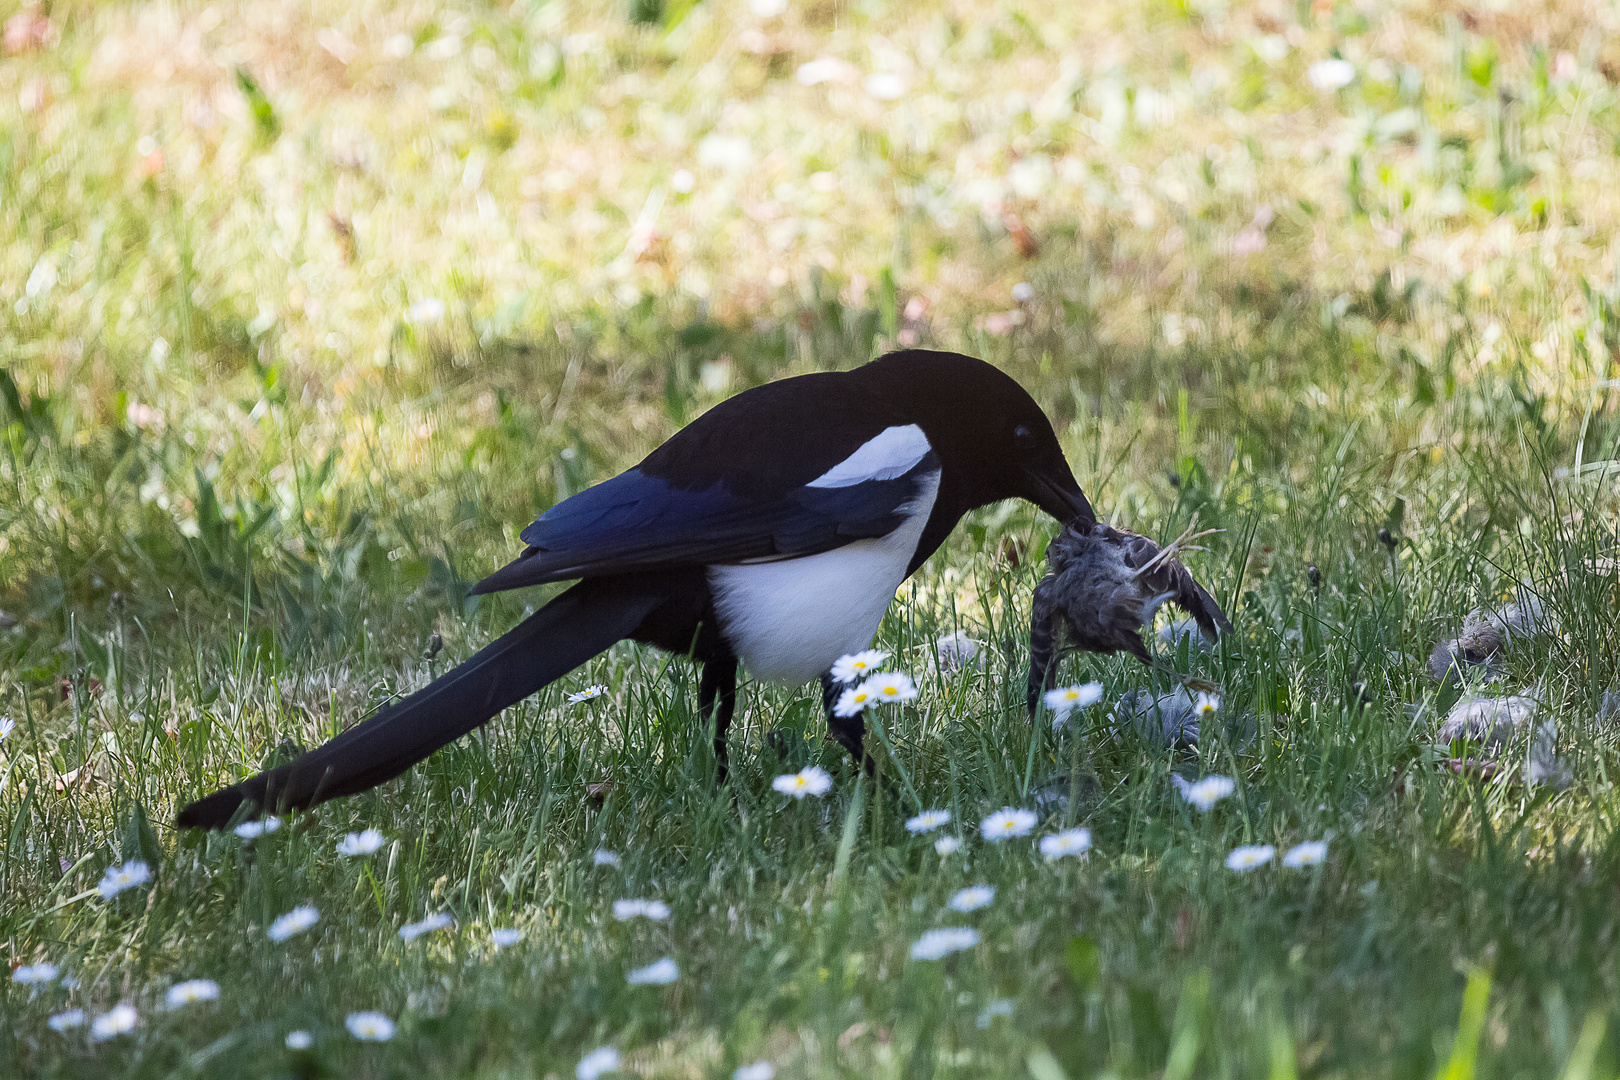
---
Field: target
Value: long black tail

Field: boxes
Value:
[176,578,668,829]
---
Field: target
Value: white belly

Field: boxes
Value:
[708,473,939,685]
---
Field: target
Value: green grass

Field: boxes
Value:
[6,0,1620,1077]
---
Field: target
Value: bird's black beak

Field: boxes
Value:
[1025,461,1096,529]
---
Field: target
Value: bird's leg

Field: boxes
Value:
[1147,656,1196,683]
[1128,519,1223,580]
[699,656,738,785]
[821,672,877,777]
[1027,607,1061,718]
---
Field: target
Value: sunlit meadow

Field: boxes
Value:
[5,0,1620,1076]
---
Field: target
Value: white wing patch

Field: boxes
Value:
[805,424,932,489]
[710,471,941,684]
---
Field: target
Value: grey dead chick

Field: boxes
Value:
[1029,769,1103,819]
[934,631,984,673]
[1027,521,1232,714]
[1428,588,1549,685]
[1109,687,1202,750]
[1159,616,1213,652]
[1436,691,1540,744]
[1435,689,1567,788]
[1106,687,1259,752]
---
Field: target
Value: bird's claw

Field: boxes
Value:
[1128,518,1223,580]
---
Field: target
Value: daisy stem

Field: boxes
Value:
[1020,707,1043,800]
[35,887,102,919]
[830,772,866,893]
[864,711,921,811]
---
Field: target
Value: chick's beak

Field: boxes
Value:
[1025,460,1096,528]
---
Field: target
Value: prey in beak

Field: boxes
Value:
[1026,518,1230,716]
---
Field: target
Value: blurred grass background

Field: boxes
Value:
[4,0,1620,1077]
[6,0,1620,620]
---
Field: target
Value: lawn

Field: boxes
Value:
[4,0,1620,1077]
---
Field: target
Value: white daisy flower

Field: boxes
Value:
[946,885,996,912]
[734,1062,777,1080]
[345,1011,395,1041]
[268,905,321,942]
[1307,58,1356,91]
[934,835,962,856]
[796,56,857,87]
[772,765,833,799]
[909,927,980,960]
[285,1030,314,1050]
[863,72,906,101]
[626,957,680,985]
[89,1004,138,1041]
[0,716,14,741]
[905,809,951,834]
[97,860,152,900]
[567,684,608,705]
[399,912,453,941]
[12,962,57,985]
[1282,840,1328,868]
[577,1047,621,1080]
[336,829,385,856]
[612,899,671,922]
[670,168,696,194]
[165,979,220,1008]
[592,848,622,868]
[834,685,874,717]
[861,671,918,704]
[1011,282,1035,303]
[830,650,887,684]
[1193,692,1221,718]
[1039,828,1093,860]
[47,1009,86,1032]
[1044,683,1104,718]
[1226,844,1276,872]
[980,807,1037,841]
[491,928,523,947]
[1179,775,1236,812]
[234,817,282,840]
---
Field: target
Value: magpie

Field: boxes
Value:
[177,349,1094,829]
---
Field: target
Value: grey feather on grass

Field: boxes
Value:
[1427,590,1548,685]
[1435,690,1567,788]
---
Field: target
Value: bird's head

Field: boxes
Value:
[857,350,1095,527]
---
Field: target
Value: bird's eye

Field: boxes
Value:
[1013,425,1037,453]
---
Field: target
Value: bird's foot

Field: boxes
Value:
[1129,518,1223,579]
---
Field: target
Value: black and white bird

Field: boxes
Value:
[178,350,1093,828]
